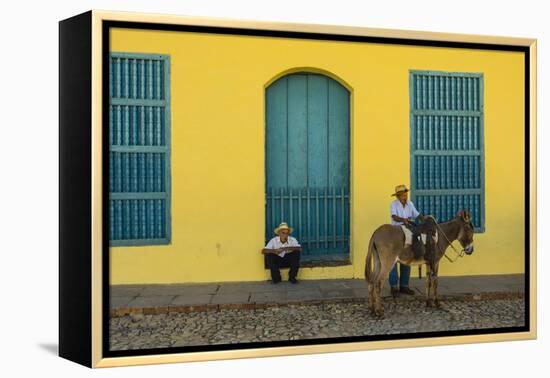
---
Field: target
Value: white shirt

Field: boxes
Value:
[390,199,420,225]
[265,236,301,258]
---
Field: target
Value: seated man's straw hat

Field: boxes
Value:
[391,184,410,197]
[274,222,293,235]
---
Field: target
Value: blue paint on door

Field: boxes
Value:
[265,72,350,259]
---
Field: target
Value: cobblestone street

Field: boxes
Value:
[109,297,525,351]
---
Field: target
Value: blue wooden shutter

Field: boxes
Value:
[409,70,485,232]
[109,53,171,245]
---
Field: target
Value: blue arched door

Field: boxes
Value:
[265,72,350,260]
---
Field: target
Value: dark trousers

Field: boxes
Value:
[389,262,411,288]
[266,252,300,282]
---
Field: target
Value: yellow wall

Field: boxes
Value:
[109,28,525,284]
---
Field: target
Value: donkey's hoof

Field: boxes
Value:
[374,307,385,318]
[434,299,441,308]
[426,299,434,308]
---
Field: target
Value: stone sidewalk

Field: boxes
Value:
[110,274,525,317]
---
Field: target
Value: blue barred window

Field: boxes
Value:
[409,70,485,232]
[109,53,171,245]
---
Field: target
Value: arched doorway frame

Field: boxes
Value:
[263,67,355,263]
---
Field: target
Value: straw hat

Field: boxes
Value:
[274,222,293,235]
[391,184,410,197]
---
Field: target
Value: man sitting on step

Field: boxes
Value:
[261,222,302,284]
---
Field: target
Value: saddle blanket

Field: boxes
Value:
[400,225,438,246]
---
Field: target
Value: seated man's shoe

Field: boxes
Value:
[289,277,299,284]
[399,286,416,295]
[391,286,400,298]
[271,278,281,284]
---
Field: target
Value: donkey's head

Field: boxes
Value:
[455,209,475,255]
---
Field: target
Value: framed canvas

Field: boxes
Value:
[59,10,537,368]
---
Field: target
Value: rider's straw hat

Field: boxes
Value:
[391,184,410,197]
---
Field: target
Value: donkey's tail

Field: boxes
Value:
[365,234,381,283]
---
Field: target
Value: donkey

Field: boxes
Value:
[365,210,475,317]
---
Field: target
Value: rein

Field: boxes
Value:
[433,219,465,263]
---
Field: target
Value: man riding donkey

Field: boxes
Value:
[365,184,476,317]
[387,184,432,298]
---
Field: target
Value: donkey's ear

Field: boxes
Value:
[457,209,471,222]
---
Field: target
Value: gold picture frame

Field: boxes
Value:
[59,9,537,368]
